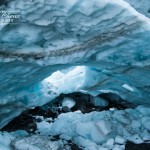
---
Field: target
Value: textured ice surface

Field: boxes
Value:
[0,106,150,150]
[36,105,150,149]
[0,131,63,150]
[125,0,150,18]
[62,97,76,109]
[0,0,150,128]
[90,96,109,107]
[0,0,150,65]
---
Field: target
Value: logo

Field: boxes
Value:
[0,10,21,25]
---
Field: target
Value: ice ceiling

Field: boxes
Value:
[0,0,150,128]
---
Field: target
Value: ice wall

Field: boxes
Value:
[0,0,150,128]
[125,0,150,18]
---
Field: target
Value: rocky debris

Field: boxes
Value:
[1,111,37,133]
[1,92,129,134]
[1,92,144,150]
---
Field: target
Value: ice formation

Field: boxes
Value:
[36,105,150,149]
[0,0,150,147]
[125,0,150,18]
[1,105,150,150]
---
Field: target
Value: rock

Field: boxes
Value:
[125,141,150,150]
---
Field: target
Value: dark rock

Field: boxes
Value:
[1,92,130,136]
[1,112,37,133]
[125,141,150,150]
[67,140,83,150]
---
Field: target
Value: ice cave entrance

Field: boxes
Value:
[42,66,94,95]
[41,65,130,111]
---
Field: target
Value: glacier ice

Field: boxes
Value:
[34,105,150,149]
[90,96,108,107]
[0,0,149,130]
[0,131,63,150]
[0,0,150,66]
[125,0,150,18]
[1,106,150,149]
[61,97,76,109]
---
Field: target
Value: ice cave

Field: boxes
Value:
[0,0,150,149]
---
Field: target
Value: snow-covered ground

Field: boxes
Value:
[1,105,150,150]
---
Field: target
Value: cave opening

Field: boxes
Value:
[1,91,129,133]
